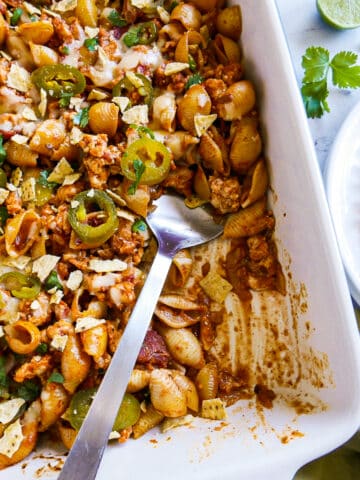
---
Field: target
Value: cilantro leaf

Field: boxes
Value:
[123,26,141,48]
[59,92,72,108]
[74,107,90,128]
[330,51,360,88]
[15,380,40,402]
[129,124,155,139]
[301,80,329,119]
[132,218,147,233]
[185,72,204,90]
[0,357,9,389]
[44,270,63,292]
[0,135,6,165]
[108,9,127,27]
[48,372,65,384]
[301,46,330,83]
[301,46,360,118]
[84,38,98,52]
[35,342,48,355]
[0,206,8,228]
[38,170,58,189]
[10,7,22,26]
[128,159,145,195]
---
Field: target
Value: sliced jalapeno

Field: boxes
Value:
[31,65,86,99]
[112,73,153,106]
[68,190,119,246]
[123,22,158,48]
[64,388,140,432]
[0,272,41,299]
[121,138,171,187]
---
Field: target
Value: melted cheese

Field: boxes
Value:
[119,45,163,72]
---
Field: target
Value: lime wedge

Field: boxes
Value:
[316,0,360,29]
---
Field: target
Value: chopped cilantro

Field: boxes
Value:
[0,135,6,166]
[59,92,72,108]
[60,45,70,55]
[84,37,99,52]
[185,72,204,90]
[168,1,178,12]
[15,380,40,402]
[108,9,127,27]
[0,357,9,389]
[74,107,90,128]
[36,342,48,355]
[38,170,58,189]
[128,159,145,195]
[10,7,23,26]
[0,207,8,228]
[123,27,141,48]
[44,270,63,292]
[48,372,65,384]
[129,124,155,139]
[132,218,147,233]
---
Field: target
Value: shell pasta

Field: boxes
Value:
[0,0,284,469]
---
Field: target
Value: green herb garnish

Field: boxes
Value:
[84,38,99,52]
[35,343,48,355]
[10,8,23,26]
[128,159,145,195]
[0,207,8,228]
[185,72,204,90]
[59,92,72,108]
[108,9,127,27]
[60,45,70,55]
[73,107,90,128]
[132,218,147,233]
[301,46,360,118]
[38,170,58,189]
[129,124,155,139]
[48,372,65,384]
[44,270,63,292]
[15,380,40,402]
[0,135,6,166]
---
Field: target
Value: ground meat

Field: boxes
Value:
[111,218,144,264]
[137,330,170,368]
[5,190,22,215]
[162,166,194,197]
[209,176,241,213]
[204,79,227,103]
[13,354,53,383]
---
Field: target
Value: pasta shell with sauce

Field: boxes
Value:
[149,369,187,417]
[240,159,269,208]
[5,210,41,258]
[170,3,202,31]
[157,324,205,369]
[177,84,212,135]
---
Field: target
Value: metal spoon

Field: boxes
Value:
[57,192,223,480]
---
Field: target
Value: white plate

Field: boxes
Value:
[325,99,360,306]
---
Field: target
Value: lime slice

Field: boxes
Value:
[316,0,360,29]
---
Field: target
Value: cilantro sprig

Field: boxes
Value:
[128,159,145,195]
[74,107,90,128]
[108,9,127,28]
[0,135,6,165]
[185,72,204,91]
[301,46,360,118]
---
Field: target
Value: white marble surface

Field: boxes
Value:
[276,0,360,174]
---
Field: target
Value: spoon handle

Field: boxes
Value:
[57,250,173,480]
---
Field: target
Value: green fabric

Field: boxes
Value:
[295,433,360,479]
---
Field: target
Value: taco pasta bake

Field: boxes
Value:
[0,0,284,469]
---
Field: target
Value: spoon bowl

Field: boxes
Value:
[58,192,223,480]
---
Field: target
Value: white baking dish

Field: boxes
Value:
[3,1,360,479]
